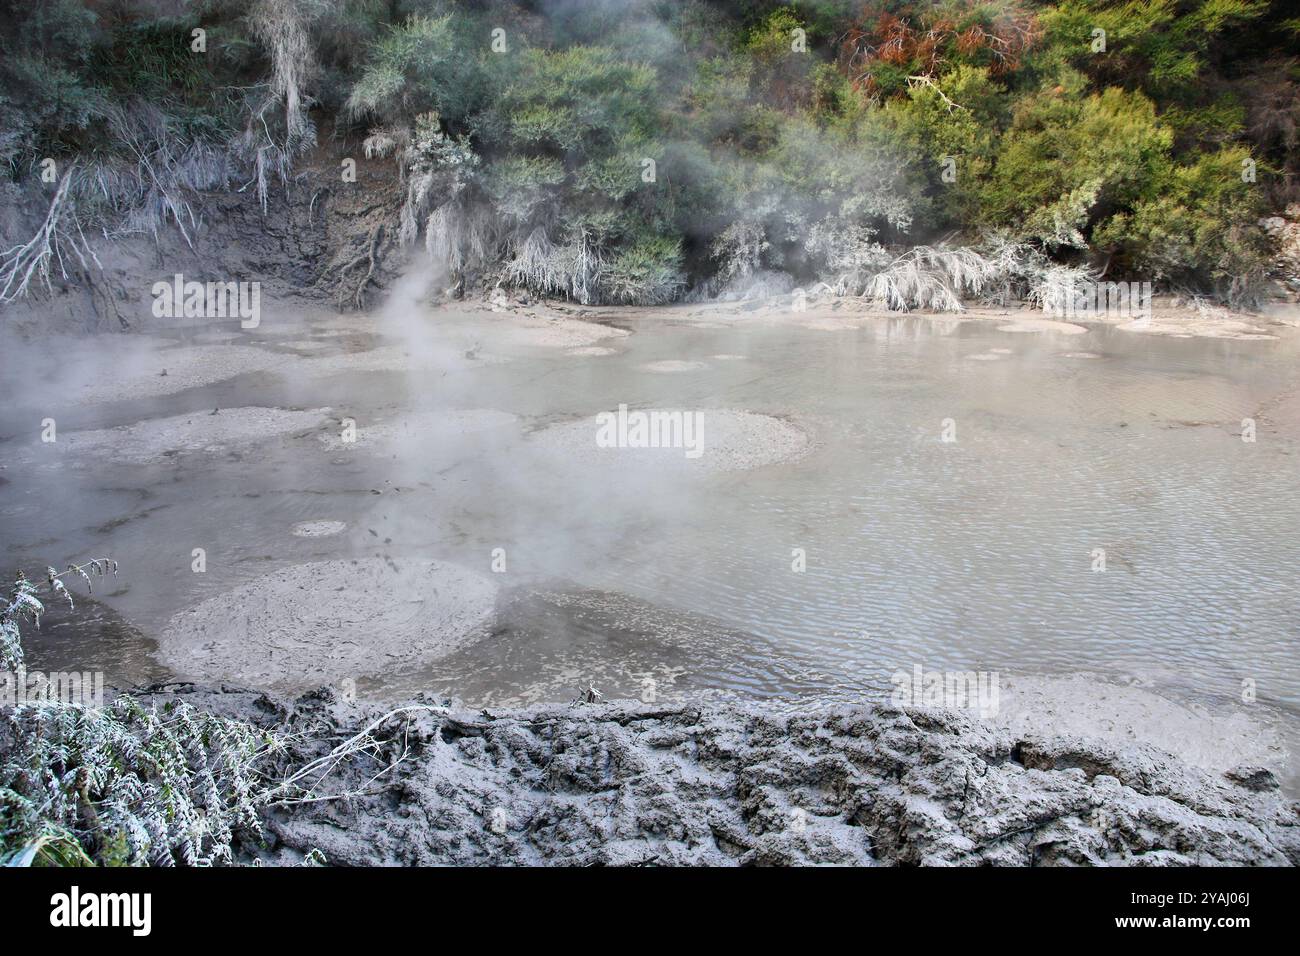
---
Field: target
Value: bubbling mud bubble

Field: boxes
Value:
[158,558,498,693]
[318,409,517,452]
[530,408,811,474]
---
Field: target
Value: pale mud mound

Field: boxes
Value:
[158,559,497,694]
[566,346,617,356]
[997,318,1088,335]
[318,409,517,451]
[56,407,330,464]
[532,409,811,474]
[643,359,708,372]
[485,311,630,349]
[156,688,1300,866]
[76,345,289,404]
[994,675,1288,776]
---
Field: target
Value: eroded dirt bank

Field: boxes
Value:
[151,685,1299,867]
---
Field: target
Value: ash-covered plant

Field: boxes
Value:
[710,221,770,289]
[373,111,480,250]
[232,0,332,213]
[864,244,1004,311]
[0,557,287,867]
[426,200,495,279]
[804,217,891,295]
[505,226,572,298]
[502,221,609,303]
[0,695,281,866]
[1,559,116,671]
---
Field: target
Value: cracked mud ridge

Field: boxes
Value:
[165,687,1299,867]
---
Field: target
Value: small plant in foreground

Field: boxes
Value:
[1,696,281,866]
[1,559,116,671]
[0,557,286,867]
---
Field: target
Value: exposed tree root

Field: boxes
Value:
[335,224,384,311]
[0,170,76,304]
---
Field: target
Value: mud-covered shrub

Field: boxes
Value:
[485,156,566,222]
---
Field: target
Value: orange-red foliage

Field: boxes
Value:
[839,4,1042,96]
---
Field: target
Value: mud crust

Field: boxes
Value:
[131,685,1300,867]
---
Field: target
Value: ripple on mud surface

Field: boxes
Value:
[530,408,811,474]
[381,586,835,707]
[158,558,498,692]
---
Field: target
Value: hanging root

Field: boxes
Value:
[336,224,384,311]
[0,169,79,304]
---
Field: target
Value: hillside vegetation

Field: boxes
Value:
[2,0,1297,308]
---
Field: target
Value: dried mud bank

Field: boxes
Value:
[154,686,1299,867]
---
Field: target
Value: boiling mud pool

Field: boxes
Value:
[2,303,1297,784]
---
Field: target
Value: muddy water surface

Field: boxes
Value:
[2,301,1298,782]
